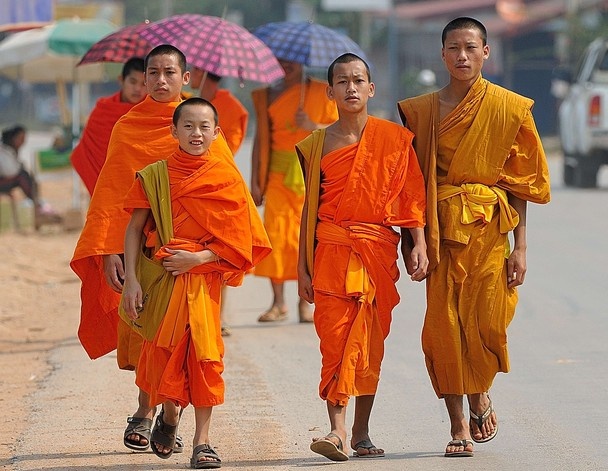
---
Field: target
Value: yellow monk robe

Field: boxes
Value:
[70,91,141,195]
[398,76,550,397]
[212,89,248,155]
[296,117,426,406]
[71,95,231,367]
[252,79,337,281]
[125,147,271,408]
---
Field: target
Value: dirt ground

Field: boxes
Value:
[0,169,82,463]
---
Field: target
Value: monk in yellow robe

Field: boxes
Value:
[398,17,551,458]
[70,45,198,453]
[70,57,146,195]
[297,54,427,462]
[122,98,271,466]
[251,59,338,323]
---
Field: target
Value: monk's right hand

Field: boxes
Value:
[298,273,314,304]
[102,254,125,293]
[121,280,143,321]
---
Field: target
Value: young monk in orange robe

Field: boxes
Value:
[251,59,338,323]
[122,98,271,467]
[71,45,202,453]
[398,17,551,458]
[70,57,146,195]
[296,53,428,462]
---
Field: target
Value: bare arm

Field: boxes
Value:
[401,226,429,282]
[121,208,149,320]
[250,128,264,206]
[507,194,527,288]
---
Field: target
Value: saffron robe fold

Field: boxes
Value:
[296,116,426,406]
[71,95,233,364]
[252,79,338,281]
[70,92,139,195]
[398,76,551,397]
[126,147,271,408]
[212,89,248,155]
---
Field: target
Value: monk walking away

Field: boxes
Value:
[297,53,428,461]
[121,97,271,468]
[251,59,338,323]
[398,17,551,458]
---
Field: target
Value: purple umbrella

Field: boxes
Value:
[140,14,284,84]
[253,21,369,69]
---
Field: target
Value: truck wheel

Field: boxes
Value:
[563,158,575,187]
[571,155,600,188]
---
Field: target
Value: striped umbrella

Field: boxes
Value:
[140,14,284,84]
[253,21,369,69]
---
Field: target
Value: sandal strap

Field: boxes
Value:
[193,443,221,462]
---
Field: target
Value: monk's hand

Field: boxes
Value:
[162,248,215,276]
[121,279,143,320]
[102,254,125,293]
[295,109,317,131]
[507,247,527,288]
[250,182,264,206]
[298,272,314,304]
[408,245,429,282]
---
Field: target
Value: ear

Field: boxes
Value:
[170,124,178,140]
[326,85,333,100]
[368,82,375,98]
[212,125,220,140]
[483,44,490,60]
[183,70,191,85]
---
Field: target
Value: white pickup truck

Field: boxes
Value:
[557,37,608,188]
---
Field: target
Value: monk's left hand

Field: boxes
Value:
[507,247,527,288]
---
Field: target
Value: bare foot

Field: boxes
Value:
[468,393,498,442]
[351,437,385,457]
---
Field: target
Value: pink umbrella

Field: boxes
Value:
[140,14,284,84]
[78,22,152,65]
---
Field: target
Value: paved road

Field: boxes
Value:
[8,140,608,470]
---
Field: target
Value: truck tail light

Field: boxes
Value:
[588,95,601,127]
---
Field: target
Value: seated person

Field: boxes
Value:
[0,124,62,227]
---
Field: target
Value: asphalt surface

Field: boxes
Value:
[6,137,608,470]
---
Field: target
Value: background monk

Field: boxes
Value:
[296,53,427,462]
[189,66,249,337]
[121,98,271,467]
[70,57,146,195]
[251,59,338,323]
[71,44,200,453]
[189,67,248,156]
[398,17,551,458]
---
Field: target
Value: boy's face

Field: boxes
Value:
[441,27,489,83]
[171,104,219,156]
[145,53,190,103]
[327,60,374,112]
[119,70,146,104]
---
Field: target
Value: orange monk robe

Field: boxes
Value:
[252,79,337,282]
[70,91,141,195]
[125,147,271,408]
[398,76,550,397]
[212,89,248,155]
[71,95,231,366]
[296,117,426,407]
